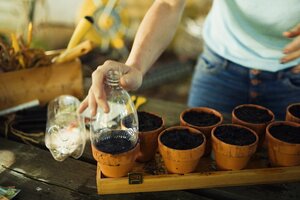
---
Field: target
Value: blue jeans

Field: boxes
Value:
[188,46,300,120]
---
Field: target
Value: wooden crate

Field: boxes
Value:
[96,149,300,194]
[0,59,84,110]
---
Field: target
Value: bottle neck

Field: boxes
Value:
[105,70,121,88]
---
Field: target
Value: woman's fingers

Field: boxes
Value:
[94,86,109,113]
[281,48,300,64]
[77,96,88,114]
[283,23,300,38]
[282,36,300,63]
[283,35,300,54]
[91,66,105,102]
[88,89,97,116]
[282,23,300,63]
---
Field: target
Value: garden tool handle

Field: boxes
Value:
[67,16,94,50]
[53,40,94,64]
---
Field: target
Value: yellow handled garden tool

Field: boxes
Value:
[52,16,95,63]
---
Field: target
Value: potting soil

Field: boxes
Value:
[94,130,134,154]
[234,106,272,123]
[289,105,300,118]
[214,126,256,146]
[138,111,163,132]
[269,125,300,144]
[183,111,220,126]
[160,129,204,150]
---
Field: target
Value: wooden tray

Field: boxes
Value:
[96,149,300,194]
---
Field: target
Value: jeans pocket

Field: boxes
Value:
[283,71,300,89]
[196,55,226,75]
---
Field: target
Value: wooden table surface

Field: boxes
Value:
[1,98,300,200]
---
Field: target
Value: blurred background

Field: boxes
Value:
[0,0,212,104]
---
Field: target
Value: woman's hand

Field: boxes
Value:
[282,23,300,64]
[78,60,143,116]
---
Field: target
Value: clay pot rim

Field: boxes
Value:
[232,104,275,125]
[158,126,206,152]
[266,121,300,146]
[211,123,259,148]
[286,103,300,120]
[180,107,223,129]
[138,111,165,134]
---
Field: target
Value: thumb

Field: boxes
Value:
[120,70,143,91]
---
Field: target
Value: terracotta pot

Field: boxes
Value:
[91,143,140,178]
[212,124,258,170]
[158,126,206,174]
[137,111,165,162]
[232,104,274,147]
[286,103,300,124]
[266,121,300,167]
[180,107,223,156]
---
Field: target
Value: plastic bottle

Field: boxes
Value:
[90,69,139,154]
[45,95,86,161]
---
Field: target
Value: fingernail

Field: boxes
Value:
[280,59,286,64]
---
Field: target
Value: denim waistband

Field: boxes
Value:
[201,45,296,80]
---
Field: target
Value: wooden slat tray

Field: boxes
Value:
[96,149,300,194]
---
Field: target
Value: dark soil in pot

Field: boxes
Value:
[138,111,163,132]
[234,106,273,123]
[269,125,300,144]
[123,111,162,131]
[214,126,256,146]
[94,130,134,154]
[289,105,300,118]
[182,111,221,126]
[160,129,204,150]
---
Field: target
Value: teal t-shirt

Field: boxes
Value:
[203,0,300,72]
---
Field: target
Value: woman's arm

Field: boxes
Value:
[126,0,186,74]
[78,0,186,115]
